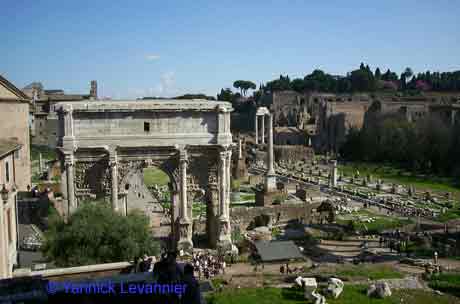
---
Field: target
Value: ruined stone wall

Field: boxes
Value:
[274,145,314,163]
[230,202,316,232]
[274,128,307,145]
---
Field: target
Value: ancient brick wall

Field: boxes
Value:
[230,202,313,232]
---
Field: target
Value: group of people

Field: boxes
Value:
[192,251,227,280]
[279,262,302,275]
[378,197,436,218]
[132,254,156,273]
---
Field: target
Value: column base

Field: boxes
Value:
[217,217,232,251]
[176,218,193,252]
[264,174,277,193]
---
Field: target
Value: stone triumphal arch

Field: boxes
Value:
[56,100,234,251]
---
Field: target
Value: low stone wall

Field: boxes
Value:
[14,262,132,282]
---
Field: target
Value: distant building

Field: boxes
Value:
[0,139,22,279]
[0,75,31,190]
[23,81,97,148]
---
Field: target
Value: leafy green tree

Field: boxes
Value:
[217,88,235,102]
[233,80,256,96]
[291,78,306,93]
[43,202,159,267]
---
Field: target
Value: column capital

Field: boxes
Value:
[179,149,188,163]
[64,153,74,166]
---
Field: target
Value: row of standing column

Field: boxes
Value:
[254,114,267,145]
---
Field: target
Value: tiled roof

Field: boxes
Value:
[0,139,22,159]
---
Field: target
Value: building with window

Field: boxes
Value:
[0,75,31,190]
[0,139,21,279]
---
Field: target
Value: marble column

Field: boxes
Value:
[225,150,232,218]
[265,113,277,192]
[255,115,259,145]
[267,114,275,175]
[39,153,43,173]
[177,150,193,251]
[219,151,227,218]
[218,150,232,249]
[330,160,338,187]
[238,138,243,160]
[207,184,219,248]
[261,115,265,144]
[65,153,76,215]
[180,153,188,219]
[110,153,119,213]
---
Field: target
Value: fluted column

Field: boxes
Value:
[261,115,265,144]
[255,115,259,144]
[219,151,227,217]
[218,149,232,250]
[225,150,232,218]
[177,150,193,251]
[110,153,119,212]
[65,153,76,215]
[180,152,188,220]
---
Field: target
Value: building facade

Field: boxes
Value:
[0,140,21,279]
[0,75,31,190]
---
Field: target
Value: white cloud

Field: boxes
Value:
[146,54,160,61]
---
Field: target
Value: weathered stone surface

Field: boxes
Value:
[327,277,344,299]
[367,282,392,298]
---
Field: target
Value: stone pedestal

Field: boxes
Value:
[217,217,232,252]
[255,188,282,206]
[264,174,277,193]
[177,218,193,251]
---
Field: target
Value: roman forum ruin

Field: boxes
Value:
[55,100,234,251]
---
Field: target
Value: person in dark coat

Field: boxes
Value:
[181,264,203,304]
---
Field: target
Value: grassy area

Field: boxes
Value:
[339,162,460,198]
[337,210,413,234]
[206,285,460,304]
[240,193,255,201]
[429,273,460,297]
[30,144,57,161]
[437,208,460,222]
[333,264,404,280]
[143,167,169,186]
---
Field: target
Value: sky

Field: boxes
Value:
[1,0,459,99]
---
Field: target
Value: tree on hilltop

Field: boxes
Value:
[233,80,256,96]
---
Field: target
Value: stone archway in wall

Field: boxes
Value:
[69,145,227,251]
[57,99,234,252]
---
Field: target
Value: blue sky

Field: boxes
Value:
[1,0,459,99]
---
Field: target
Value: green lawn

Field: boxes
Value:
[206,285,460,304]
[339,162,460,199]
[333,264,403,280]
[143,167,169,186]
[337,210,413,234]
[429,273,460,297]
